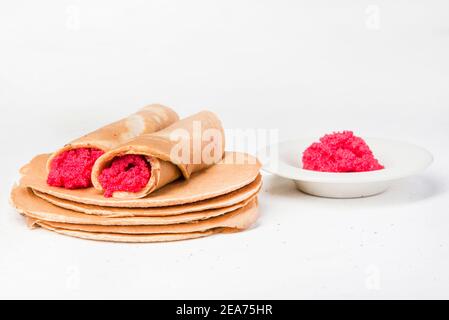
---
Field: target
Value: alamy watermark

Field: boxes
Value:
[66,5,81,31]
[167,121,279,168]
[365,5,381,30]
[66,265,81,291]
[365,264,381,291]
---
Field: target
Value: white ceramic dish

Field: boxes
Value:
[261,138,433,198]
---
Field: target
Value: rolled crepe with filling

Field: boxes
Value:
[46,104,179,190]
[91,111,225,199]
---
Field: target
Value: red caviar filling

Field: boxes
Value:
[302,131,384,172]
[98,154,151,198]
[47,148,105,189]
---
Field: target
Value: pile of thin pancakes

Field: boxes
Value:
[10,104,262,243]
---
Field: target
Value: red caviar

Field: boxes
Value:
[302,131,384,172]
[47,148,105,189]
[98,154,151,198]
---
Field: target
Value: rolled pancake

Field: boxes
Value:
[11,184,258,225]
[25,198,258,234]
[46,104,179,172]
[32,175,262,217]
[20,152,261,208]
[91,111,225,199]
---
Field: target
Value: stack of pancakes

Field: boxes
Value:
[10,105,262,243]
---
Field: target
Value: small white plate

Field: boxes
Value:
[261,138,433,198]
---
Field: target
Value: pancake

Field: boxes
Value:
[32,175,262,217]
[25,198,258,234]
[33,223,217,243]
[11,184,258,225]
[24,200,259,243]
[20,152,261,208]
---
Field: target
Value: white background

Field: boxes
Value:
[1,0,448,299]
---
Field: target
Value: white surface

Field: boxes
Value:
[263,138,434,198]
[1,0,448,299]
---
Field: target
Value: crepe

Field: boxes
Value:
[25,198,258,234]
[28,225,218,243]
[46,104,179,173]
[20,152,261,208]
[32,175,262,217]
[25,201,259,243]
[90,111,225,199]
[11,184,258,225]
